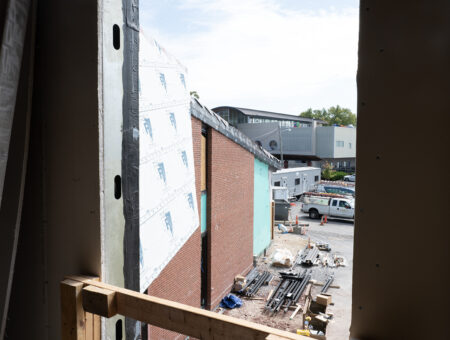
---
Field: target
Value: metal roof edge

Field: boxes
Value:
[191,99,282,169]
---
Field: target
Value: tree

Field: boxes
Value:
[322,161,334,180]
[190,91,199,99]
[299,105,356,126]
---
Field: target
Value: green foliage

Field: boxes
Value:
[321,162,347,181]
[321,161,334,179]
[190,91,199,99]
[300,105,356,126]
[329,171,347,181]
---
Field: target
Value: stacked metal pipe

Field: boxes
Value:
[320,274,334,294]
[239,270,272,297]
[265,269,312,315]
[295,246,319,266]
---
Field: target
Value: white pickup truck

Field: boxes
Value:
[301,195,355,220]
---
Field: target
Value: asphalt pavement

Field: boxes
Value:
[291,203,354,340]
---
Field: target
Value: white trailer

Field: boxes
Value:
[271,167,321,198]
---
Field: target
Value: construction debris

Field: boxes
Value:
[233,274,246,292]
[219,294,243,309]
[317,252,347,268]
[289,305,301,320]
[333,254,347,267]
[292,225,308,235]
[320,274,335,294]
[294,246,320,266]
[316,294,332,306]
[271,248,294,267]
[316,242,331,251]
[277,223,293,234]
[224,205,347,338]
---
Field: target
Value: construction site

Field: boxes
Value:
[221,202,353,340]
[1,1,449,340]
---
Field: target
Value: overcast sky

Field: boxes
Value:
[140,0,359,115]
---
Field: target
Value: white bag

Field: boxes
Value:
[271,248,294,267]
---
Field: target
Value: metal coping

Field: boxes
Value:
[191,98,282,169]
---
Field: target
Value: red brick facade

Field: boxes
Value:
[207,128,254,309]
[147,117,255,338]
[147,229,201,339]
[146,117,203,339]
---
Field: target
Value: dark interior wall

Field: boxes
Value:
[0,1,32,336]
[352,1,450,339]
[6,0,100,339]
[0,2,34,336]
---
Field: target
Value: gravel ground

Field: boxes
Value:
[223,202,354,339]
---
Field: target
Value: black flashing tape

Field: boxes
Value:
[122,0,140,338]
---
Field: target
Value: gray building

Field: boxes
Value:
[315,126,356,171]
[213,106,356,172]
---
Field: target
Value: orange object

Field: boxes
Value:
[324,215,328,223]
[320,216,324,226]
[296,215,299,226]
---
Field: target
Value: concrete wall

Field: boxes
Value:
[207,128,254,309]
[100,0,127,336]
[253,158,271,256]
[351,1,450,339]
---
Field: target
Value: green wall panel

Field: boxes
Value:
[201,192,207,233]
[253,158,271,255]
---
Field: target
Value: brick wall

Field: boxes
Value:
[146,118,255,339]
[207,128,254,309]
[146,117,203,340]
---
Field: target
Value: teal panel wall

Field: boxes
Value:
[201,192,207,233]
[253,158,271,255]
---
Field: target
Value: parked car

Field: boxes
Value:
[343,174,356,182]
[315,183,355,197]
[301,194,355,220]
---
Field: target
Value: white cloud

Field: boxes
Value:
[141,0,359,114]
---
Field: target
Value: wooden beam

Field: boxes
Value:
[61,279,100,340]
[266,335,296,340]
[82,285,117,318]
[67,276,307,340]
[61,279,85,340]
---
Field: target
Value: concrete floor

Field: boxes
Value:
[291,203,354,340]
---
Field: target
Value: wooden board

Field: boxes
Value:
[61,279,100,340]
[67,275,308,340]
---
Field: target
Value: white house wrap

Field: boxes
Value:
[139,32,199,292]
